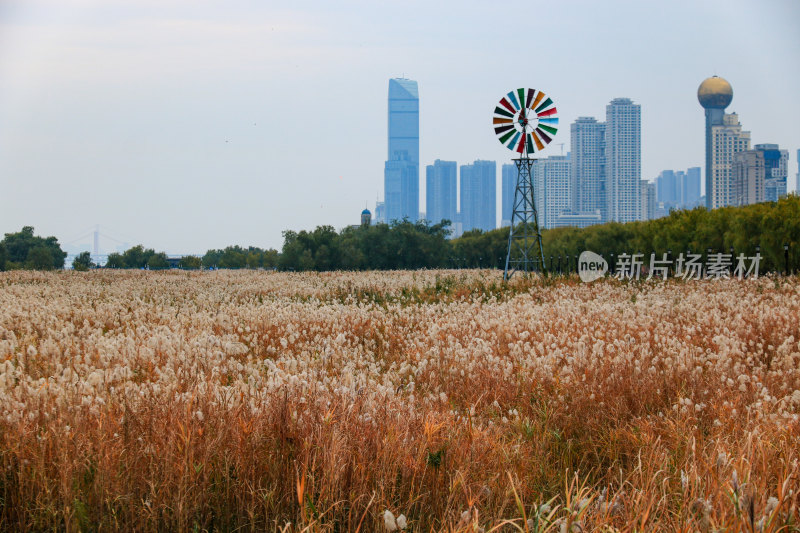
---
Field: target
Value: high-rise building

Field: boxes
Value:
[758,144,789,202]
[640,180,656,221]
[384,78,419,223]
[374,201,386,224]
[731,150,764,206]
[711,113,751,207]
[459,160,496,232]
[533,155,571,229]
[570,117,606,222]
[655,167,701,211]
[384,155,418,223]
[425,160,457,227]
[683,167,701,206]
[501,164,518,227]
[797,149,800,193]
[675,170,687,207]
[606,98,641,222]
[732,144,789,205]
[698,76,751,209]
[655,170,678,208]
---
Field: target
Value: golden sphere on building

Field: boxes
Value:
[697,76,733,109]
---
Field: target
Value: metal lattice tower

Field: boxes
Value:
[491,88,558,280]
[504,155,545,279]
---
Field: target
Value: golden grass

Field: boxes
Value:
[0,269,798,531]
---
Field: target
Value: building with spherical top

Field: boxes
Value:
[697,76,733,109]
[698,76,750,209]
[361,208,372,226]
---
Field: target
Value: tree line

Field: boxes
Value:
[2,195,799,273]
[450,194,800,273]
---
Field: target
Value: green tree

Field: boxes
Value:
[121,245,152,268]
[72,251,95,271]
[201,249,223,269]
[105,253,125,269]
[178,255,202,269]
[218,246,247,269]
[27,246,54,270]
[0,226,66,270]
[147,253,169,270]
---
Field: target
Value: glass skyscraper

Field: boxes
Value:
[655,170,678,207]
[656,167,702,211]
[760,144,789,202]
[425,159,457,227]
[459,160,496,232]
[384,78,419,223]
[684,167,701,206]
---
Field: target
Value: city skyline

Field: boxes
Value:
[1,0,798,253]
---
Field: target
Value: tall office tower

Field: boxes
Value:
[570,117,607,222]
[459,160,496,232]
[500,164,518,227]
[655,167,702,210]
[375,201,386,224]
[797,149,800,193]
[684,167,701,205]
[606,98,641,222]
[674,170,687,206]
[732,144,789,205]
[425,159,457,226]
[698,76,751,209]
[640,180,656,220]
[532,155,571,229]
[384,78,419,223]
[655,170,679,208]
[731,150,764,206]
[757,144,789,202]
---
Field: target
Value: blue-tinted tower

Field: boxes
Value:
[684,167,701,206]
[426,159,457,227]
[460,160,496,232]
[385,78,419,223]
[501,164,518,227]
[756,144,788,202]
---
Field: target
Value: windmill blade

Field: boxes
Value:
[492,88,559,154]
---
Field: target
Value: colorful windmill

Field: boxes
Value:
[494,88,559,279]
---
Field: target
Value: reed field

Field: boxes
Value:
[1,269,799,531]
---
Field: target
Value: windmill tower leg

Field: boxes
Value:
[504,157,546,280]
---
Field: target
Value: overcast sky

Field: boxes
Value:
[1,0,798,254]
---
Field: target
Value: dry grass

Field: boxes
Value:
[0,269,799,531]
